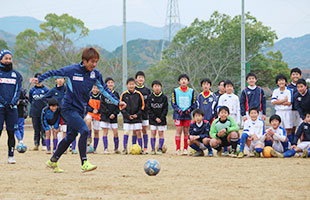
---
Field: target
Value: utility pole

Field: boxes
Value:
[122,0,127,92]
[241,0,246,91]
[160,0,181,60]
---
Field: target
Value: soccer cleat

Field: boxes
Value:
[46,160,64,173]
[72,149,78,154]
[237,152,244,158]
[254,151,261,158]
[122,149,128,155]
[151,150,156,155]
[192,150,204,157]
[33,145,39,151]
[157,149,163,155]
[81,160,97,173]
[208,151,214,157]
[182,149,188,156]
[103,149,110,154]
[176,149,181,155]
[114,149,120,154]
[143,148,148,154]
[41,146,47,151]
[46,150,51,155]
[8,157,16,164]
[270,150,284,158]
[301,149,309,158]
[222,151,229,157]
[249,152,255,157]
[230,150,238,158]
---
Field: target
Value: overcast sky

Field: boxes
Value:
[1,0,309,39]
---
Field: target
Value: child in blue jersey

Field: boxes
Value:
[287,68,302,133]
[41,98,61,154]
[240,72,266,122]
[29,73,49,151]
[238,107,265,158]
[189,109,213,157]
[196,78,217,122]
[271,74,293,142]
[282,112,310,158]
[171,74,196,155]
[31,47,126,173]
[263,114,289,158]
[210,106,239,157]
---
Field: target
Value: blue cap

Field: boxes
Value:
[0,49,12,61]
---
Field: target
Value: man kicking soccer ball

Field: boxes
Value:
[30,47,126,173]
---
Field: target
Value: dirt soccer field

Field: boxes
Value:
[0,129,309,200]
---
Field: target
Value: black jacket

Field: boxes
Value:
[120,90,145,124]
[147,92,168,126]
[135,85,151,120]
[17,88,29,119]
[295,89,310,120]
[189,120,211,140]
[100,90,120,123]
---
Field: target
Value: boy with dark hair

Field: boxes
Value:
[85,85,102,153]
[148,80,168,155]
[41,98,61,154]
[0,49,22,164]
[240,72,266,122]
[295,79,310,123]
[120,77,145,154]
[196,78,217,122]
[263,114,289,157]
[100,77,120,154]
[189,109,213,157]
[135,71,151,154]
[171,74,196,155]
[210,106,239,157]
[15,88,29,145]
[215,80,225,99]
[271,74,293,142]
[217,80,240,125]
[282,112,310,158]
[29,72,49,151]
[238,107,265,158]
[288,68,302,133]
[32,47,126,173]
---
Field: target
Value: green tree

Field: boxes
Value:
[147,11,281,94]
[0,39,9,50]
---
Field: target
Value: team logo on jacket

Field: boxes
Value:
[247,91,251,95]
[297,97,302,101]
[11,72,16,77]
[209,97,213,102]
[90,71,95,79]
[304,125,308,130]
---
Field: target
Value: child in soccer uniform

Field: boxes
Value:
[100,77,120,154]
[196,78,217,122]
[240,72,266,122]
[120,78,145,154]
[287,68,302,133]
[282,112,310,158]
[171,74,196,155]
[148,80,168,155]
[210,106,239,157]
[295,79,310,123]
[263,114,289,157]
[238,107,265,158]
[15,88,29,145]
[29,73,49,151]
[135,71,151,154]
[85,85,102,153]
[217,80,240,125]
[41,98,61,154]
[271,74,293,143]
[189,109,213,157]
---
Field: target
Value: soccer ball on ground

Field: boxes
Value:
[130,144,142,155]
[263,146,274,158]
[156,144,167,153]
[144,159,161,176]
[16,143,27,153]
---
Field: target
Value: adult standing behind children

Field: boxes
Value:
[0,49,22,164]
[30,47,126,173]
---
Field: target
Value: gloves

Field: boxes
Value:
[5,103,14,110]
[178,109,183,116]
[185,109,191,115]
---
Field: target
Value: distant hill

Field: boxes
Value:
[269,34,310,69]
[0,16,42,35]
[0,30,15,47]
